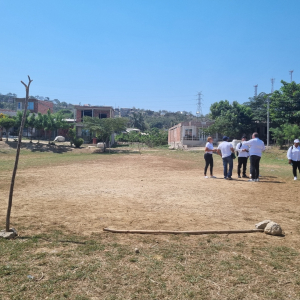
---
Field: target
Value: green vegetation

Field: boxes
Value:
[73,138,84,148]
[116,128,168,147]
[270,80,300,125]
[205,80,300,143]
[270,124,300,147]
[83,116,128,144]
[0,116,16,141]
[206,100,253,137]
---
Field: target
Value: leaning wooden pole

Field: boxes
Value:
[5,76,33,232]
[103,228,264,235]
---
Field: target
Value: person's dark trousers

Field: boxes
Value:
[250,155,261,180]
[237,157,248,176]
[292,161,300,177]
[222,155,233,178]
[204,153,213,176]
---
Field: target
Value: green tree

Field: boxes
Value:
[83,116,128,145]
[270,80,300,125]
[244,92,268,123]
[15,110,29,133]
[0,117,15,141]
[42,110,68,143]
[34,112,44,143]
[270,126,285,147]
[207,101,253,138]
[130,112,148,131]
[282,124,300,145]
[210,100,232,119]
[270,123,300,147]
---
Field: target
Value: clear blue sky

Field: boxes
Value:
[1,0,299,115]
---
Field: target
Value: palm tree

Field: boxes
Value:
[27,113,35,142]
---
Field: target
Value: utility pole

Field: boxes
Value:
[254,85,258,97]
[289,70,294,82]
[267,97,270,147]
[267,78,275,147]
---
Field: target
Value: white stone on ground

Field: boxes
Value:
[264,221,283,236]
[255,220,271,229]
[54,136,65,142]
[0,228,18,239]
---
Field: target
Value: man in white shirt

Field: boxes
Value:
[217,136,234,180]
[236,135,250,178]
[287,139,300,180]
[243,132,266,182]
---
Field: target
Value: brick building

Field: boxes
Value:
[74,105,114,123]
[168,120,218,148]
[16,98,53,114]
[74,105,115,142]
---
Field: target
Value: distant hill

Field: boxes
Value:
[1,92,210,129]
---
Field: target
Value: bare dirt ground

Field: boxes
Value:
[1,147,298,240]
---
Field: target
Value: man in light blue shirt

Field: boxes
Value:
[243,132,266,182]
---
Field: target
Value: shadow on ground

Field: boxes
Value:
[5,141,73,153]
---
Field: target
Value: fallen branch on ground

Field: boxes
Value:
[103,228,264,235]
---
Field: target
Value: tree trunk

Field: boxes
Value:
[48,130,51,144]
[6,76,33,232]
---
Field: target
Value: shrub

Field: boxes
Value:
[73,138,84,148]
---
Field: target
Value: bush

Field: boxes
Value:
[73,138,84,148]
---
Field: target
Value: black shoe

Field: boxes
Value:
[227,177,233,180]
[238,175,241,178]
[242,175,249,178]
[224,177,227,179]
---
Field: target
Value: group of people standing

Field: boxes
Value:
[204,132,266,181]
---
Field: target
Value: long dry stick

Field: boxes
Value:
[103,228,264,235]
[6,76,33,232]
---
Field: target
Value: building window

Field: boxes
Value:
[184,129,193,140]
[27,102,34,110]
[81,110,92,118]
[185,129,192,137]
[99,113,107,119]
[17,102,22,109]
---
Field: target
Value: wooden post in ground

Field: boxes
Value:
[5,76,33,232]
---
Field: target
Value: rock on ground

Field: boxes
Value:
[0,228,18,239]
[264,221,283,236]
[255,220,271,229]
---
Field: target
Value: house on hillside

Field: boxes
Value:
[74,105,115,142]
[16,98,53,114]
[168,120,219,148]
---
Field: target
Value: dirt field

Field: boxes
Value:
[1,143,298,237]
[1,141,300,299]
